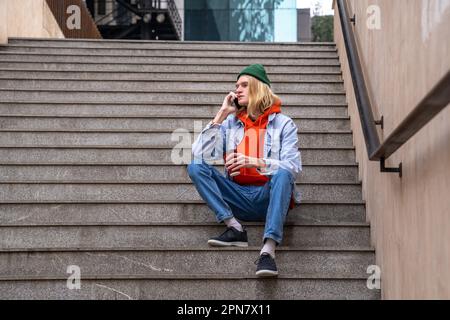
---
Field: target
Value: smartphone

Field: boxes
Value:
[233,97,242,109]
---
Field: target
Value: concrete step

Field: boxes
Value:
[0,103,350,118]
[0,183,363,202]
[0,52,340,66]
[8,38,336,51]
[0,147,357,166]
[0,70,343,82]
[0,38,378,301]
[0,79,345,93]
[2,45,339,58]
[0,202,366,225]
[0,276,379,300]
[0,248,375,278]
[0,89,346,104]
[0,61,342,73]
[0,131,354,148]
[0,223,371,249]
[0,164,359,184]
[0,116,351,132]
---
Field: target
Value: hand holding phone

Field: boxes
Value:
[221,92,238,114]
[213,92,240,126]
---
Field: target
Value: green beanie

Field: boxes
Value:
[237,64,271,87]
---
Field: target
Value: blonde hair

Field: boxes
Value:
[239,75,281,119]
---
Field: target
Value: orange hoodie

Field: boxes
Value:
[229,101,295,210]
[232,101,281,186]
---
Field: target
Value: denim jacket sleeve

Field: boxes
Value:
[256,117,302,177]
[191,118,227,163]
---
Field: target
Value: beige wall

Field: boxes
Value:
[0,0,64,44]
[333,0,450,299]
[0,0,7,44]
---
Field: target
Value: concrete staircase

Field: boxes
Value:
[0,38,380,299]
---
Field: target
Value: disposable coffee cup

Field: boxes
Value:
[226,148,240,177]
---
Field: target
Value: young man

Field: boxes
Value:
[187,64,302,277]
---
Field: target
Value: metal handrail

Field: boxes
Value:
[370,70,450,160]
[336,0,450,177]
[167,0,182,40]
[336,0,380,156]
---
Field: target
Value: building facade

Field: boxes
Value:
[72,0,304,42]
[184,0,297,42]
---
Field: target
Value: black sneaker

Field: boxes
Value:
[255,253,278,277]
[207,227,248,247]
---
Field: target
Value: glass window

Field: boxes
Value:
[185,0,297,42]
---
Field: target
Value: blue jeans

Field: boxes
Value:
[187,161,294,245]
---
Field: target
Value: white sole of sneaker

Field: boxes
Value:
[207,239,248,247]
[255,270,279,277]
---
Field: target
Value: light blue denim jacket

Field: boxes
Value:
[192,112,302,204]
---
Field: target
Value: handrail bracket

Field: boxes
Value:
[380,158,402,178]
[374,115,384,129]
